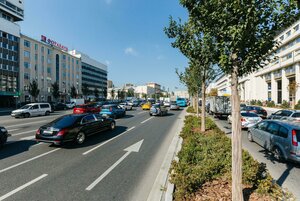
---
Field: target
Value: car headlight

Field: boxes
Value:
[1,128,7,132]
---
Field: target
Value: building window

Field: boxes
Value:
[24,73,30,80]
[35,44,38,50]
[24,62,30,68]
[24,50,30,58]
[286,30,291,37]
[47,67,51,74]
[35,54,38,60]
[47,49,51,55]
[47,58,51,64]
[267,82,272,101]
[63,55,66,60]
[294,24,299,32]
[280,35,284,41]
[76,60,79,64]
[41,46,44,53]
[24,40,30,48]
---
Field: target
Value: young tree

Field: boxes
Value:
[94,88,99,98]
[29,80,40,102]
[180,1,299,200]
[70,85,77,98]
[103,88,108,100]
[165,19,220,131]
[127,88,135,97]
[117,90,121,100]
[82,83,89,100]
[111,88,115,100]
[51,82,60,101]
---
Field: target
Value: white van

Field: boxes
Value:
[11,103,52,118]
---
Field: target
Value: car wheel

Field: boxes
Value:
[75,132,86,145]
[24,113,30,118]
[110,122,116,130]
[45,111,50,116]
[149,113,152,116]
[0,135,7,148]
[273,146,285,162]
[247,131,253,142]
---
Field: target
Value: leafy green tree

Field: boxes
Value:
[117,90,121,100]
[82,83,89,100]
[70,85,77,98]
[94,88,99,98]
[127,88,134,97]
[120,89,126,100]
[103,88,107,100]
[51,82,60,101]
[179,1,299,199]
[142,93,147,99]
[111,88,115,100]
[29,80,40,102]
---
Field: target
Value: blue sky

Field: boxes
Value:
[19,0,188,92]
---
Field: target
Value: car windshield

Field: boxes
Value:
[51,115,79,128]
[241,113,259,117]
[20,105,31,109]
[177,98,184,101]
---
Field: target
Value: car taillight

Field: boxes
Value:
[241,118,246,122]
[292,130,298,146]
[57,128,68,136]
[36,129,40,135]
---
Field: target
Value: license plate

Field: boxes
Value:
[43,130,53,135]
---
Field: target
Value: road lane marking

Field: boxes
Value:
[7,129,19,132]
[86,140,144,191]
[141,117,154,124]
[12,130,37,136]
[6,120,47,128]
[82,127,136,155]
[137,111,145,115]
[0,148,60,174]
[20,136,35,140]
[0,174,47,201]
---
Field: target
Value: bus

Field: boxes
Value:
[176,97,187,107]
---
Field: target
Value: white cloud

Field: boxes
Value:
[124,47,138,56]
[105,0,112,5]
[105,60,111,65]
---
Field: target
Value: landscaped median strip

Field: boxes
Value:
[0,174,48,201]
[82,127,136,155]
[0,149,60,174]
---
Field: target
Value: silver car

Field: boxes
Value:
[248,120,300,163]
[170,101,180,110]
[228,112,262,128]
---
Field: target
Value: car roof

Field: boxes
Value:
[263,119,300,128]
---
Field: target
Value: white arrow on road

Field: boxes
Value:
[85,139,144,191]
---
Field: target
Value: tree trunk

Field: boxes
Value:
[231,63,243,201]
[201,81,206,132]
[196,91,199,117]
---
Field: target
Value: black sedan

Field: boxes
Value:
[36,114,116,145]
[0,126,8,148]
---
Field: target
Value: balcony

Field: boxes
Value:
[265,74,271,81]
[285,66,295,77]
[274,71,282,79]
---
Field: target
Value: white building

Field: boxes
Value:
[208,19,300,106]
[174,90,189,99]
[135,85,155,98]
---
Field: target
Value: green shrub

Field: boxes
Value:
[257,100,263,106]
[250,100,257,105]
[266,101,275,107]
[294,100,300,109]
[280,100,290,109]
[186,106,201,113]
[171,115,289,200]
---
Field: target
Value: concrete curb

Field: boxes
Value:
[146,109,186,201]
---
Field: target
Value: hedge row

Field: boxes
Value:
[170,115,292,200]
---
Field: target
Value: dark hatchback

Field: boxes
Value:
[36,114,115,145]
[0,126,8,148]
[244,106,268,119]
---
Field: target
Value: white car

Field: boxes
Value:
[11,103,51,118]
[66,101,76,109]
[170,102,180,110]
[228,112,262,128]
[164,101,171,107]
[119,103,133,111]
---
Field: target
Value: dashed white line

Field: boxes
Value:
[137,111,145,115]
[82,126,136,155]
[141,117,154,124]
[0,148,60,174]
[6,120,47,128]
[20,136,35,140]
[12,130,37,136]
[7,129,19,132]
[0,174,48,201]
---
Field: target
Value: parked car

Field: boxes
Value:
[142,102,152,110]
[228,112,262,129]
[132,100,140,107]
[248,120,300,163]
[100,104,126,119]
[36,114,116,145]
[170,101,180,110]
[66,101,76,109]
[73,103,101,114]
[11,103,51,118]
[0,126,8,148]
[240,103,247,111]
[267,109,300,120]
[53,103,68,111]
[164,101,171,107]
[119,102,133,111]
[244,106,268,119]
[149,104,168,116]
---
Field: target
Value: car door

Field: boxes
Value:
[94,114,107,131]
[272,110,283,119]
[277,126,289,155]
[253,121,269,146]
[116,106,123,116]
[265,122,280,151]
[80,114,98,136]
[30,105,40,116]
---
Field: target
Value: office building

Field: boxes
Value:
[0,0,23,107]
[147,82,161,94]
[19,34,81,102]
[70,50,107,99]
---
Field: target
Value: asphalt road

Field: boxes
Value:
[0,107,185,201]
[212,110,300,200]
